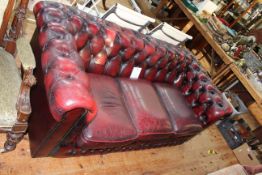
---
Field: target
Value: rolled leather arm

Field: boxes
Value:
[34,2,97,122]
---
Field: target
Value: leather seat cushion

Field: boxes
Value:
[118,78,173,136]
[79,74,137,146]
[0,48,21,131]
[154,83,202,136]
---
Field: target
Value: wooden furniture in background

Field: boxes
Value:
[218,0,262,28]
[153,0,169,17]
[218,0,235,17]
[174,0,262,123]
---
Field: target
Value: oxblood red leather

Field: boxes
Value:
[118,79,173,136]
[40,34,97,123]
[29,1,233,157]
[78,74,137,148]
[154,83,202,135]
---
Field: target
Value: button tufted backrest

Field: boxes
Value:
[34,1,232,126]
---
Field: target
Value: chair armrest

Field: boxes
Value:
[14,37,36,129]
[15,69,36,123]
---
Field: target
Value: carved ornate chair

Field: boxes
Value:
[0,0,36,152]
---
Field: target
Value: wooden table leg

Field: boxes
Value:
[213,65,231,85]
[154,0,168,17]
[102,0,107,10]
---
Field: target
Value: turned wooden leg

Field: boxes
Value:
[1,120,28,153]
[2,131,25,152]
[102,0,108,10]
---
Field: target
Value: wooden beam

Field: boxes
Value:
[248,102,262,126]
[182,21,193,33]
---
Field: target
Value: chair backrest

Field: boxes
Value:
[101,3,155,32]
[149,22,193,46]
[0,0,29,54]
[0,0,10,28]
[0,0,16,47]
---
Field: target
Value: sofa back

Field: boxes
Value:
[34,1,232,126]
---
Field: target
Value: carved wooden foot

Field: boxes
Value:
[1,120,29,153]
[1,132,24,153]
[1,70,35,153]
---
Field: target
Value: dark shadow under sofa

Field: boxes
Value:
[28,1,232,157]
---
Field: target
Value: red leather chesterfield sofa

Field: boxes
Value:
[28,1,232,157]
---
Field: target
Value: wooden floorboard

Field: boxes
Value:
[0,125,238,175]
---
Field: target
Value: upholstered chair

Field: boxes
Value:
[0,0,36,152]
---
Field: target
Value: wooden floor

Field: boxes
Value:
[0,125,238,175]
[0,1,238,175]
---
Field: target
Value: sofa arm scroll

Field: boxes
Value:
[40,39,97,123]
[34,3,97,123]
